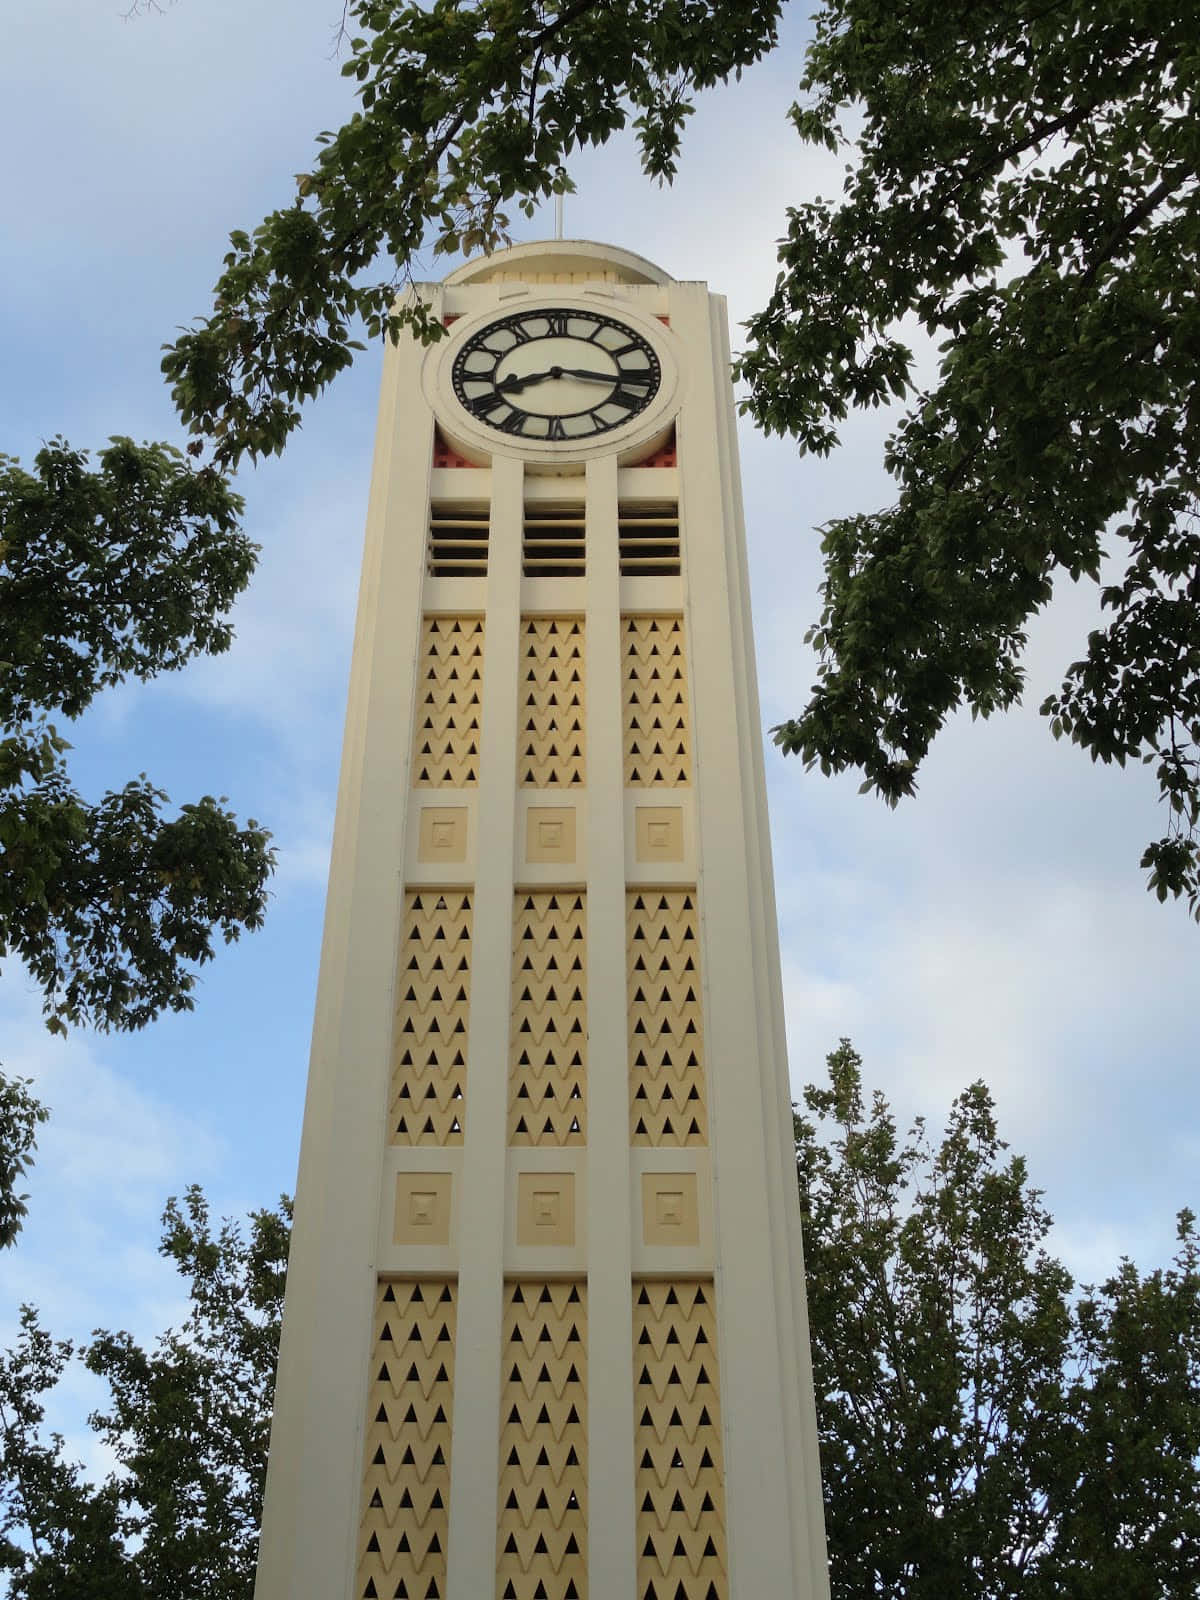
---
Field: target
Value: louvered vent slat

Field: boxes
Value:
[524,506,586,577]
[429,504,489,576]
[619,504,680,576]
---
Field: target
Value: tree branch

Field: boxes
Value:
[1079,170,1190,288]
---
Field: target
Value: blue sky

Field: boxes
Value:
[2,0,1196,1465]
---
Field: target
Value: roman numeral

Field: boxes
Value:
[476,398,518,430]
[547,418,567,441]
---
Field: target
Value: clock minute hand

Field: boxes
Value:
[498,367,600,393]
[497,366,652,393]
[558,367,651,386]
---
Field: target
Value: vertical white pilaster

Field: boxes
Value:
[672,279,830,1598]
[582,454,638,1596]
[255,320,435,1600]
[445,451,524,1600]
[708,298,829,1595]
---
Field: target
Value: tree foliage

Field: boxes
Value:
[0,438,274,1032]
[0,1189,289,1599]
[0,1078,46,1252]
[160,0,783,466]
[161,0,1200,915]
[798,1041,1200,1597]
[744,0,1200,918]
[0,1053,1194,1596]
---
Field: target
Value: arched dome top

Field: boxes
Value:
[444,239,673,287]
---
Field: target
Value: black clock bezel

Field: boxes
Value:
[449,307,663,442]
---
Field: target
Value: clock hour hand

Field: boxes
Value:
[496,370,554,393]
[496,367,592,393]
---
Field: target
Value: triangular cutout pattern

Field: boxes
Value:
[519,616,586,789]
[496,1279,588,1598]
[626,890,708,1146]
[621,615,691,787]
[412,614,485,789]
[632,1279,727,1597]
[508,891,587,1146]
[356,1278,456,1600]
[391,892,473,1147]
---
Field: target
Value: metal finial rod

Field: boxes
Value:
[555,191,564,240]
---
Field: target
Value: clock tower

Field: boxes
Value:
[254,240,829,1600]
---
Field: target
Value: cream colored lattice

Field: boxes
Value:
[627,890,708,1147]
[633,1280,727,1600]
[519,618,585,788]
[622,616,690,786]
[358,1278,456,1600]
[497,1280,587,1600]
[391,892,472,1146]
[413,616,484,787]
[509,892,586,1145]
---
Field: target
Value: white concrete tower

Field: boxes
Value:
[254,240,829,1600]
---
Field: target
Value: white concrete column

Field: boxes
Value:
[707,297,829,1594]
[672,279,829,1598]
[260,246,829,1600]
[255,319,435,1600]
[582,453,638,1596]
[445,450,524,1599]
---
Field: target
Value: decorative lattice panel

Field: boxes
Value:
[497,1280,587,1600]
[412,616,484,787]
[622,616,690,787]
[519,618,585,788]
[391,892,472,1146]
[627,891,708,1147]
[633,1280,727,1600]
[358,1278,456,1600]
[509,892,586,1145]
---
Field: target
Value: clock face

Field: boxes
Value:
[450,308,662,442]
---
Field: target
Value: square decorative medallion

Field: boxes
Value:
[635,805,684,863]
[516,1171,576,1245]
[641,1170,700,1246]
[525,806,577,864]
[393,1172,453,1244]
[417,806,469,863]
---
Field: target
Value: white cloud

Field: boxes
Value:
[160,455,367,740]
[0,989,222,1349]
[0,0,1195,1505]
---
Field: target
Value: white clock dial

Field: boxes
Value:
[451,309,662,441]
